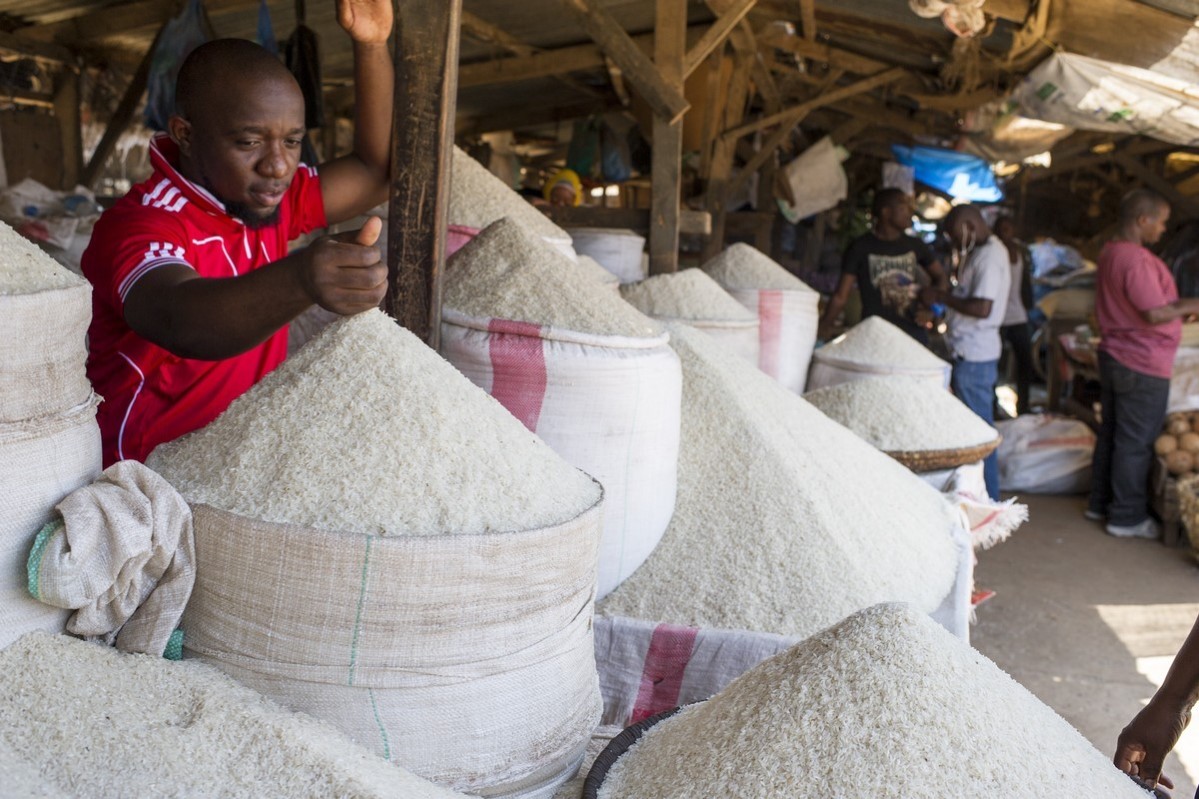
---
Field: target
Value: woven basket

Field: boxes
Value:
[582,707,683,798]
[885,436,1001,473]
[1176,473,1199,563]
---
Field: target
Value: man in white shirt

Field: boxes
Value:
[922,205,1011,499]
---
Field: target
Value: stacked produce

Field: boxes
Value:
[596,604,1152,799]
[805,375,999,453]
[148,311,602,796]
[0,220,101,650]
[576,253,621,290]
[441,217,680,600]
[1157,410,1199,476]
[449,146,573,249]
[0,633,467,799]
[809,315,950,390]
[598,324,959,639]
[702,241,815,292]
[621,270,761,364]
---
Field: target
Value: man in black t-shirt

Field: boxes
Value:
[818,188,947,342]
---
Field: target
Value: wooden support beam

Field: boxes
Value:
[703,49,753,260]
[81,21,166,189]
[459,40,606,87]
[547,206,711,236]
[698,51,727,178]
[683,0,756,79]
[799,0,817,41]
[54,67,83,190]
[650,0,687,275]
[386,0,462,345]
[0,30,74,63]
[460,10,535,57]
[724,67,905,141]
[554,0,690,124]
[456,99,616,136]
[1113,153,1199,217]
[759,28,890,75]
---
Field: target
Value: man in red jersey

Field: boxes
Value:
[83,0,393,466]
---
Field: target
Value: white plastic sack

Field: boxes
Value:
[778,137,847,224]
[997,414,1095,494]
[566,228,645,284]
[594,519,973,728]
[440,310,681,600]
[1169,346,1199,414]
[723,287,819,393]
[0,279,93,422]
[0,396,102,650]
[181,500,604,799]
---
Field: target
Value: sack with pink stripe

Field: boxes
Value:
[721,286,820,393]
[440,309,682,600]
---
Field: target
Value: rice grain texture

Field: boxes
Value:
[0,221,86,295]
[598,325,959,637]
[805,375,998,452]
[444,218,661,338]
[577,254,621,285]
[449,146,571,241]
[0,633,468,799]
[701,242,815,292]
[820,315,948,369]
[597,603,1152,799]
[147,310,600,535]
[620,269,757,322]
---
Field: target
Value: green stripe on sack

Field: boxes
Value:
[163,629,185,661]
[347,536,373,686]
[368,688,392,761]
[25,519,64,601]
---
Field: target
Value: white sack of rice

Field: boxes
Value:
[444,217,660,338]
[577,253,621,286]
[0,222,86,295]
[597,603,1152,799]
[805,375,999,452]
[147,309,599,535]
[701,242,815,293]
[598,324,959,637]
[819,315,947,369]
[620,269,757,322]
[450,146,571,241]
[0,633,467,799]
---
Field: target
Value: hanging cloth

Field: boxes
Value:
[284,0,325,131]
[143,0,214,131]
[256,0,278,56]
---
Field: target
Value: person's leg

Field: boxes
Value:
[952,358,1000,500]
[1009,322,1035,415]
[1088,353,1118,519]
[1107,359,1170,527]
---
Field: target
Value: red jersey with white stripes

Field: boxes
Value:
[82,133,326,466]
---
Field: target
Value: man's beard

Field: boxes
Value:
[224,201,281,230]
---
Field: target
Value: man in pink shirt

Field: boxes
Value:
[1088,189,1199,539]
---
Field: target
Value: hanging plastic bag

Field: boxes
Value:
[284,0,324,131]
[143,0,213,132]
[256,0,278,56]
[600,116,633,183]
[567,117,602,179]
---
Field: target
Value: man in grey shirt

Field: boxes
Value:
[922,205,1010,499]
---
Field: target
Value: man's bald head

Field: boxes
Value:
[175,39,300,120]
[944,204,990,249]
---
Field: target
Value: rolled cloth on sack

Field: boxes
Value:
[440,310,682,600]
[0,396,101,650]
[26,460,194,657]
[0,221,93,422]
[182,500,603,799]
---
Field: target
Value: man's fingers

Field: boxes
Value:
[355,216,383,247]
[1114,742,1143,774]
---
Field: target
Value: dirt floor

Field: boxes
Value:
[973,493,1199,797]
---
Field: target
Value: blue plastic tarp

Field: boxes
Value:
[890,144,1003,203]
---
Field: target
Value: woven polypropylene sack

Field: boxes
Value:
[181,499,604,799]
[807,351,951,391]
[724,287,819,393]
[439,310,681,600]
[565,228,645,284]
[0,396,102,649]
[0,283,92,422]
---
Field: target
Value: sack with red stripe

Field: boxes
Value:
[720,286,820,393]
[440,309,682,600]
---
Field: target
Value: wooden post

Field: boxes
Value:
[650,0,687,275]
[385,0,462,346]
[53,65,83,190]
[702,49,753,261]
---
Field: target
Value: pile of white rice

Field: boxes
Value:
[147,310,600,535]
[818,316,948,368]
[701,242,815,292]
[597,324,959,637]
[444,218,660,338]
[0,221,86,294]
[577,254,620,286]
[0,633,467,799]
[597,603,1152,799]
[449,146,570,241]
[620,270,757,322]
[805,376,998,452]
